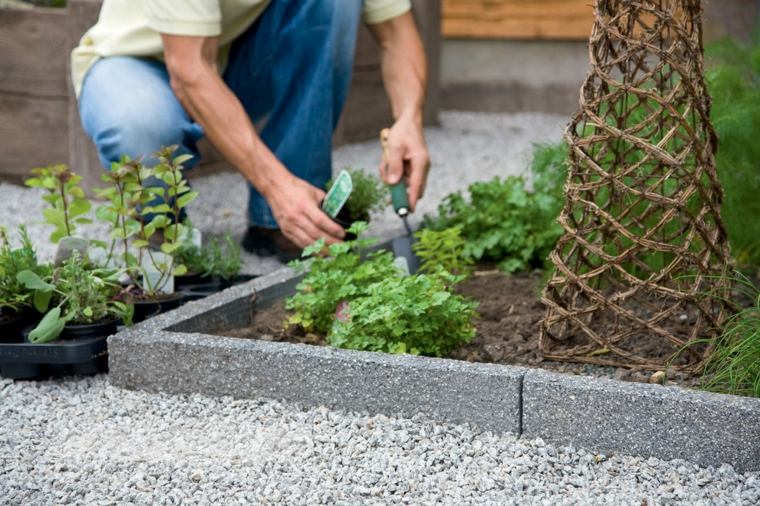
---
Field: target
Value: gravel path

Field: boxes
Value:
[2,111,758,504]
[1,375,757,505]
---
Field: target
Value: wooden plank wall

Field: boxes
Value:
[0,7,70,179]
[0,1,441,186]
[442,0,594,40]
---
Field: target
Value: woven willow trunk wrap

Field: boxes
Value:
[539,0,731,371]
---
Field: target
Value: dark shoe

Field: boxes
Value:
[241,226,302,263]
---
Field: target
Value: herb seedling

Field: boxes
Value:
[412,226,473,278]
[18,252,133,343]
[95,146,197,297]
[25,164,92,243]
[0,226,49,315]
[326,168,385,223]
[327,270,477,356]
[285,222,400,335]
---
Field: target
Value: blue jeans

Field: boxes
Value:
[79,0,362,228]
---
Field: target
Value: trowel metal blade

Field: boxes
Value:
[392,234,419,275]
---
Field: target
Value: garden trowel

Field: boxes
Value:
[380,129,419,274]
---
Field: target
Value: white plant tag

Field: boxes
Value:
[54,236,89,266]
[87,246,109,267]
[142,252,175,294]
[181,225,202,249]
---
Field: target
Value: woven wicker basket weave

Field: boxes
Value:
[539,0,732,371]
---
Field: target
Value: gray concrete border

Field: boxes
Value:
[108,242,760,472]
[522,369,760,472]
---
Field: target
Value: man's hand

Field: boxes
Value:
[266,175,346,248]
[380,116,430,212]
[369,11,430,212]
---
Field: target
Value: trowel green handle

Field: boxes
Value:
[389,181,410,216]
[380,128,410,217]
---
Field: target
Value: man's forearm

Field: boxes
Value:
[372,12,428,123]
[169,63,290,199]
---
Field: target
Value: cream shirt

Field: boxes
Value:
[71,0,411,96]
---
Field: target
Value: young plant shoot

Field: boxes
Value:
[95,145,197,297]
[0,226,49,316]
[25,164,92,244]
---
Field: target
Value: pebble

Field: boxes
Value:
[0,375,758,505]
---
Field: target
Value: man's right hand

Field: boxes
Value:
[266,175,346,249]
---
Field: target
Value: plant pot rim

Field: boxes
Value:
[64,316,121,330]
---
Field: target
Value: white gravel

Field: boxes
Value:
[4,111,757,504]
[1,375,758,505]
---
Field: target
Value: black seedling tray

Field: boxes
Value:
[0,335,108,380]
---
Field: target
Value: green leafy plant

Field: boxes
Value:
[412,226,473,278]
[175,230,243,281]
[326,168,385,221]
[705,32,760,266]
[286,223,477,357]
[285,222,400,335]
[18,252,133,343]
[0,226,50,315]
[25,164,92,243]
[424,143,567,273]
[95,146,197,296]
[328,270,477,356]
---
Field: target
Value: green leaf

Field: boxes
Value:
[161,242,181,254]
[176,191,199,209]
[17,270,54,292]
[33,289,53,313]
[172,264,187,276]
[28,307,65,344]
[173,154,194,166]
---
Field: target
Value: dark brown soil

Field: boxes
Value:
[218,269,700,387]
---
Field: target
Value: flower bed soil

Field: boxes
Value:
[217,269,700,388]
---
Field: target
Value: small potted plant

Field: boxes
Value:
[95,146,196,321]
[325,168,385,238]
[18,251,133,344]
[0,226,49,342]
[175,231,247,299]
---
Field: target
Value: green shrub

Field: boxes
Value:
[0,226,49,314]
[706,33,760,266]
[424,143,567,273]
[175,231,243,281]
[285,222,400,335]
[412,226,473,278]
[327,271,477,356]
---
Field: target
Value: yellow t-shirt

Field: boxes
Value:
[71,0,411,96]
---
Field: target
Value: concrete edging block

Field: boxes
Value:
[109,266,525,434]
[522,368,760,472]
[108,250,760,471]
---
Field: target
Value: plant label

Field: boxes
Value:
[181,225,202,249]
[54,236,89,266]
[142,252,174,295]
[322,170,353,218]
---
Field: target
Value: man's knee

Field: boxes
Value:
[90,113,187,167]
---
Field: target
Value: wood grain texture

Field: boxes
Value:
[442,0,594,40]
[0,8,69,98]
[0,95,68,178]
